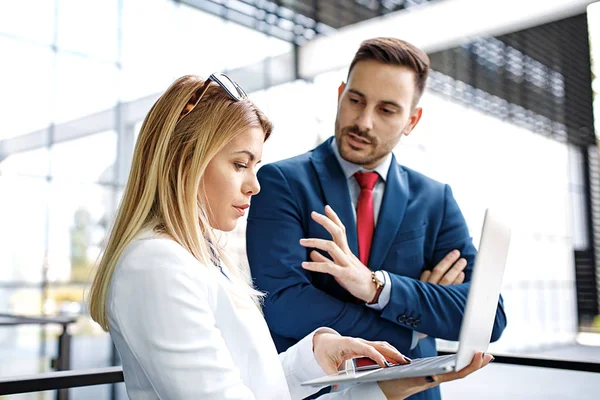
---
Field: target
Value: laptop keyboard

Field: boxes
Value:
[372,354,457,378]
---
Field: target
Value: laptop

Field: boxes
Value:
[302,208,511,387]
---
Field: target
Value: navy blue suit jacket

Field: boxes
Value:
[247,138,507,400]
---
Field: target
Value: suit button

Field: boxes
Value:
[406,316,414,324]
[397,314,407,323]
[413,319,421,328]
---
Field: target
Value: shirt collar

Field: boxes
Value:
[331,137,392,182]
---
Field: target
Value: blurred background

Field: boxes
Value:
[0,0,599,398]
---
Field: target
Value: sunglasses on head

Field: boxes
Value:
[178,73,248,122]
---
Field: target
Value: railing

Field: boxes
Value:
[0,313,77,400]
[0,367,123,395]
[0,352,598,397]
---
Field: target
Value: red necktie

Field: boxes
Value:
[354,171,379,266]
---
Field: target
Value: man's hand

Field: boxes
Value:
[378,352,494,400]
[420,250,467,285]
[417,250,468,340]
[299,205,377,303]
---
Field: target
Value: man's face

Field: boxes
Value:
[335,60,423,169]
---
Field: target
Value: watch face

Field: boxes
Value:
[374,271,385,286]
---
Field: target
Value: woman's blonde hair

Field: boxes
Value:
[89,75,272,331]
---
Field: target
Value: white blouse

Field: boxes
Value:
[107,233,385,399]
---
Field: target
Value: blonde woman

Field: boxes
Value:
[88,74,492,400]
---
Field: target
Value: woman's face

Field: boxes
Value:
[200,127,264,232]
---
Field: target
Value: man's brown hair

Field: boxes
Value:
[348,37,430,106]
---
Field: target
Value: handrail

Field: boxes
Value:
[1,353,599,395]
[0,313,79,400]
[0,313,77,326]
[437,351,600,373]
[0,367,123,395]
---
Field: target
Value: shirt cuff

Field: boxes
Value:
[410,330,419,350]
[365,270,392,311]
[295,327,339,383]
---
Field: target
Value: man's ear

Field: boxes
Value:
[338,82,346,100]
[403,107,423,136]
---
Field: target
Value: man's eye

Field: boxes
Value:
[381,108,394,114]
[349,97,360,104]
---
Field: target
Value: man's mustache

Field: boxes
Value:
[343,125,373,142]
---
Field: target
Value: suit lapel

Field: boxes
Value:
[310,139,359,256]
[369,156,409,271]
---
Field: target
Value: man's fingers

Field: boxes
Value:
[301,260,342,276]
[439,258,467,285]
[452,271,465,285]
[436,352,492,383]
[420,270,431,282]
[300,238,347,262]
[427,250,460,284]
[310,211,350,252]
[310,250,331,263]
[324,205,347,236]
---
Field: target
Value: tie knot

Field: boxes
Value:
[354,171,379,190]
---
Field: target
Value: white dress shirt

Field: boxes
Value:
[107,231,386,399]
[331,139,419,349]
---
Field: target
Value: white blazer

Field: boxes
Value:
[107,232,385,399]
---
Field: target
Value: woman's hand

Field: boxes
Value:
[312,329,410,374]
[378,352,494,400]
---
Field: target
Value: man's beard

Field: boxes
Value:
[335,122,380,166]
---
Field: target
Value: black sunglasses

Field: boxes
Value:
[178,73,248,122]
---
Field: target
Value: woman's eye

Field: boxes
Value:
[234,163,248,171]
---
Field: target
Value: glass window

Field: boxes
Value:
[256,80,322,165]
[0,288,45,378]
[56,0,119,62]
[0,0,55,45]
[54,53,119,124]
[50,130,117,183]
[47,182,115,284]
[0,147,50,178]
[120,0,181,101]
[0,176,47,283]
[0,36,53,139]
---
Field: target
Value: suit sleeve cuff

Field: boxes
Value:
[365,270,392,311]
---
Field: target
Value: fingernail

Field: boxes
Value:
[490,356,495,362]
[425,376,436,383]
[403,356,412,363]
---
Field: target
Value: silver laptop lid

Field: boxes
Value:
[455,208,511,370]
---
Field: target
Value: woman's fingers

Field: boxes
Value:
[318,337,388,374]
[356,339,410,365]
